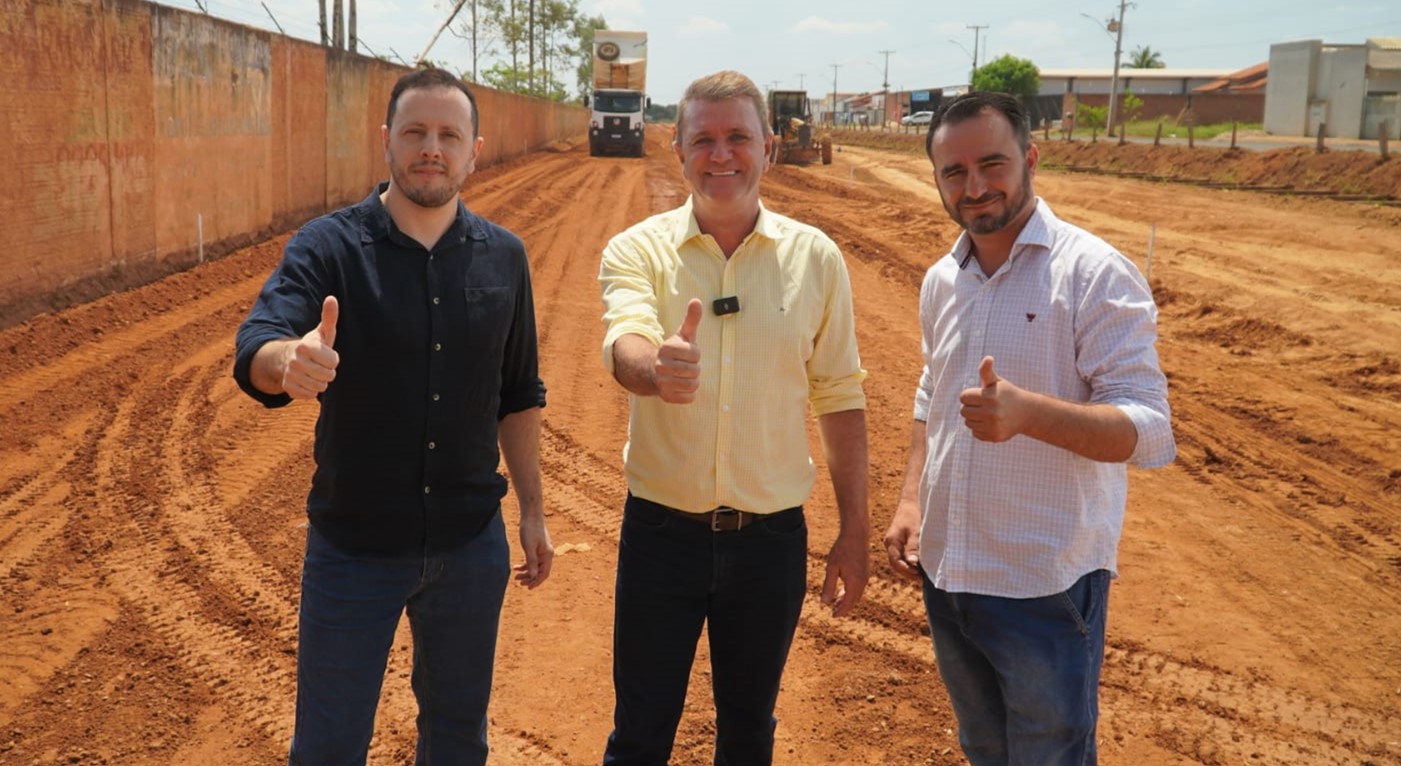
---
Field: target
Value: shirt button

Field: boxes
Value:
[722,404,730,413]
[434,342,442,351]
[428,441,436,450]
[423,485,432,494]
[433,297,440,305]
[432,393,440,401]
[723,355,732,364]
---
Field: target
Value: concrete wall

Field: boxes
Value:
[1265,40,1378,138]
[1264,40,1318,136]
[1316,46,1369,138]
[0,0,587,328]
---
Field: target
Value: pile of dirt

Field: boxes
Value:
[831,128,1401,200]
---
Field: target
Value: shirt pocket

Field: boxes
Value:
[463,286,512,353]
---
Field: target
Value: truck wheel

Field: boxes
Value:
[821,140,833,165]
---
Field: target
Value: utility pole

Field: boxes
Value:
[878,50,894,128]
[797,73,806,90]
[332,0,342,49]
[830,63,841,127]
[966,24,987,87]
[1107,0,1128,133]
[318,0,327,46]
[348,0,356,53]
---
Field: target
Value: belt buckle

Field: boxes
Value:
[711,507,743,532]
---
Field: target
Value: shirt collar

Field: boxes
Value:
[356,181,488,245]
[671,196,782,249]
[949,196,1054,271]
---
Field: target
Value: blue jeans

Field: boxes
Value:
[603,495,808,766]
[288,512,510,766]
[922,570,1110,766]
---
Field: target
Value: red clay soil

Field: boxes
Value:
[1,129,1399,765]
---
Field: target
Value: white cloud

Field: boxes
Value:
[680,16,729,37]
[793,17,888,35]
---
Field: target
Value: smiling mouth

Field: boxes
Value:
[961,196,1000,209]
[708,170,739,177]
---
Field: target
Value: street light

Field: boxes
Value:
[949,39,976,88]
[1081,4,1128,133]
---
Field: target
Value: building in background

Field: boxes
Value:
[1039,67,1263,127]
[1264,38,1401,139]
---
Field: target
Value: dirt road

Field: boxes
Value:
[2,129,1399,765]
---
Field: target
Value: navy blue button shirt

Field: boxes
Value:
[234,184,547,555]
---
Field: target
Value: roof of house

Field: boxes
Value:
[1194,61,1269,93]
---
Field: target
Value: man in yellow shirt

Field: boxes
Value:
[597,70,870,766]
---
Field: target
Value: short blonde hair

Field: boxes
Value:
[674,70,770,144]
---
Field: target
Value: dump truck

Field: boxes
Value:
[585,30,648,157]
[767,90,832,166]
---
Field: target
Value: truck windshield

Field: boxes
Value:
[594,94,643,113]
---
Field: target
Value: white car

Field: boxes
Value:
[901,110,934,126]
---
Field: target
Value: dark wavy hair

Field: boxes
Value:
[925,91,1030,161]
[385,67,479,138]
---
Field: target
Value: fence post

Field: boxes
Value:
[1118,122,1126,146]
[1154,122,1162,147]
[1231,121,1238,150]
[1381,120,1390,161]
[1188,124,1195,149]
[1316,123,1327,153]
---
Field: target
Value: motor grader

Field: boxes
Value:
[767,90,832,166]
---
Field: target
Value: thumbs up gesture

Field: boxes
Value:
[654,298,703,404]
[958,356,1023,442]
[281,295,342,400]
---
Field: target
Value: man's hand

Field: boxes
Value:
[654,298,703,404]
[280,296,341,399]
[822,531,869,618]
[883,499,924,582]
[514,513,553,589]
[958,356,1026,442]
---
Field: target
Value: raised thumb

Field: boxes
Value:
[318,295,339,348]
[676,298,702,343]
[979,356,999,388]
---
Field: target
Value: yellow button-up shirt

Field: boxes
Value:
[599,198,867,514]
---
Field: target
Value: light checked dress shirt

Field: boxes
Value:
[914,198,1175,598]
[600,197,867,514]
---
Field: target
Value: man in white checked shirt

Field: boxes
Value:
[883,91,1175,766]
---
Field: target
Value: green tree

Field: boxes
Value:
[1119,88,1144,123]
[570,14,609,99]
[1127,45,1165,69]
[460,0,601,101]
[971,54,1040,98]
[1076,102,1108,132]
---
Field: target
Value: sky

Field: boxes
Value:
[156,0,1401,103]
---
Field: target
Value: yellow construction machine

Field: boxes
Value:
[767,90,832,166]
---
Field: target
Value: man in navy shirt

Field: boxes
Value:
[234,67,552,765]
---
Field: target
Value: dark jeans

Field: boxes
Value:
[603,495,808,766]
[922,570,1111,766]
[288,512,510,766]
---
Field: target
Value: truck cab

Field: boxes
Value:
[587,88,647,157]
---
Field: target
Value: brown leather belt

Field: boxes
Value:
[670,505,758,532]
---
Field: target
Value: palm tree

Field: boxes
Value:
[1128,45,1165,69]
